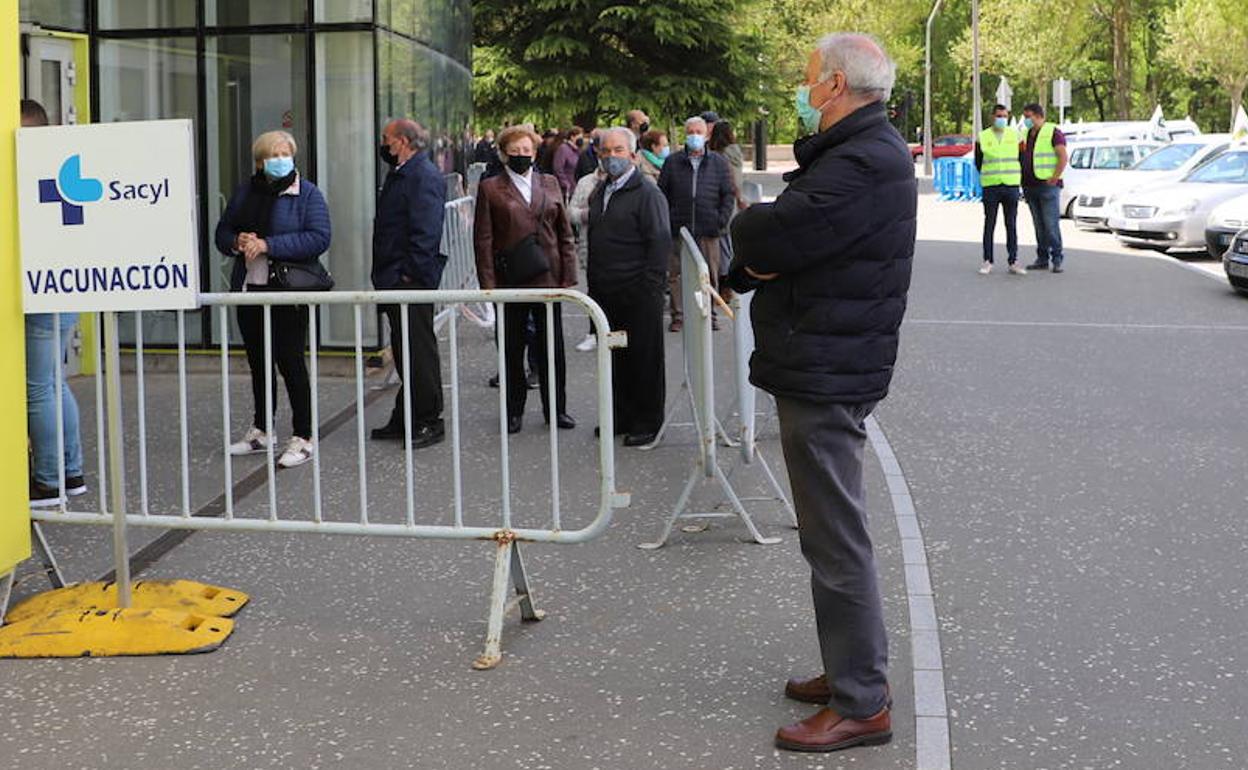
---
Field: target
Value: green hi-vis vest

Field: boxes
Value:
[978,127,1022,186]
[1029,122,1058,180]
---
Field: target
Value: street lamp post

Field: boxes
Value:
[923,0,945,177]
[971,0,982,138]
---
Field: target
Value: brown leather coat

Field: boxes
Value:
[473,171,577,290]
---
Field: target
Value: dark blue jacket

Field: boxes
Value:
[215,177,332,292]
[657,149,735,239]
[372,151,447,289]
[728,102,916,403]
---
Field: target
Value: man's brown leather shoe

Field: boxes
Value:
[785,674,831,704]
[775,706,892,753]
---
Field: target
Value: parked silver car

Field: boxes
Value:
[1106,146,1248,252]
[1204,193,1248,258]
[1072,136,1230,230]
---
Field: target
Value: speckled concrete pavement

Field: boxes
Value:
[6,184,1246,769]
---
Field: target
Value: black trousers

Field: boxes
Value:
[504,303,566,419]
[382,301,444,429]
[237,287,312,439]
[593,279,666,434]
[775,395,889,720]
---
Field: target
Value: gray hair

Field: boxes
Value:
[684,116,707,132]
[601,126,637,153]
[815,33,896,102]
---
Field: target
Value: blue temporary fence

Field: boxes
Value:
[933,156,982,202]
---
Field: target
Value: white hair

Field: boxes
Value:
[684,116,707,132]
[601,126,637,153]
[816,33,896,102]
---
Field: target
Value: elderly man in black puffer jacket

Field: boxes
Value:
[728,33,916,755]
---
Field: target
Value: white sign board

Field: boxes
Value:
[995,77,1013,111]
[16,119,199,313]
[1052,78,1072,108]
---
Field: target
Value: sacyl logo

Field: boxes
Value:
[39,155,172,226]
[39,154,102,226]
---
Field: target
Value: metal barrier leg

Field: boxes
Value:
[0,571,13,625]
[474,532,545,670]
[712,463,783,546]
[31,523,66,589]
[755,452,799,529]
[637,462,702,550]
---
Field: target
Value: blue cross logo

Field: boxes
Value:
[39,155,104,226]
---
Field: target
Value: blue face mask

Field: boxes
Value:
[658,145,671,159]
[994,117,1008,129]
[796,85,824,135]
[264,156,295,179]
[685,134,705,152]
[1022,118,1035,130]
[600,155,632,179]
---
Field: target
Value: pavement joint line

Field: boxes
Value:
[97,386,391,583]
[906,318,1248,332]
[866,415,951,770]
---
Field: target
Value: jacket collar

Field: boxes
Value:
[500,168,544,215]
[788,101,889,179]
[390,150,428,176]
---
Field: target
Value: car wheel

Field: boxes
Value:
[1229,276,1248,296]
[1064,200,1076,219]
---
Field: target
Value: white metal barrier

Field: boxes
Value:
[436,196,494,331]
[638,229,794,549]
[21,288,628,669]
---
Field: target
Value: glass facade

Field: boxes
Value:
[20,0,472,348]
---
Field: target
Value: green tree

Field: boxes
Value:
[472,0,766,130]
[1163,0,1248,127]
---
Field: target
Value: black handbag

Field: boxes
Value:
[495,233,550,285]
[268,259,335,291]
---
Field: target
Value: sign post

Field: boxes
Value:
[1052,78,1072,124]
[14,119,199,612]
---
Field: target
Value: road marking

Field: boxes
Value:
[906,318,1248,332]
[866,415,951,770]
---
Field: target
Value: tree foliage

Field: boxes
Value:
[1163,0,1248,125]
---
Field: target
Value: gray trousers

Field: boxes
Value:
[775,396,889,719]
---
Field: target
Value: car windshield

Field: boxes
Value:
[1134,143,1200,171]
[1184,151,1248,184]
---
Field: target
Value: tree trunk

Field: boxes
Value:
[1089,79,1106,121]
[1111,0,1132,119]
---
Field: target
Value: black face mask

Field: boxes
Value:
[379,142,398,167]
[638,122,650,134]
[507,154,533,174]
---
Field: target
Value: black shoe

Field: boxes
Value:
[526,371,540,390]
[1051,263,1065,273]
[370,422,405,441]
[488,374,500,388]
[623,432,658,447]
[507,415,523,434]
[65,475,87,496]
[29,480,64,508]
[412,423,445,449]
[556,413,576,430]
[1026,260,1050,271]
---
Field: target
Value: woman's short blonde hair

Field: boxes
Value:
[252,130,298,165]
[496,124,541,158]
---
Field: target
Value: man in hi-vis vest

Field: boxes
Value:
[974,103,1026,275]
[1020,102,1069,272]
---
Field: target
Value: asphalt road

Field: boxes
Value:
[4,187,1246,769]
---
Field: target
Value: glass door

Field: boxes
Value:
[25,35,78,125]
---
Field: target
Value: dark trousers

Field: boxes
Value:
[982,185,1020,264]
[1024,184,1065,266]
[237,288,312,439]
[382,301,444,429]
[668,236,721,321]
[593,279,666,435]
[504,303,566,419]
[775,395,889,720]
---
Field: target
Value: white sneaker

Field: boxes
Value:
[1008,263,1028,275]
[978,262,992,275]
[229,426,274,456]
[575,333,597,352]
[277,436,315,469]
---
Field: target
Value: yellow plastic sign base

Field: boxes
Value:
[0,608,234,657]
[5,579,248,623]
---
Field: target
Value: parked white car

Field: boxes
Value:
[1071,136,1232,230]
[1204,192,1248,258]
[1107,146,1248,252]
[1060,139,1162,217]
